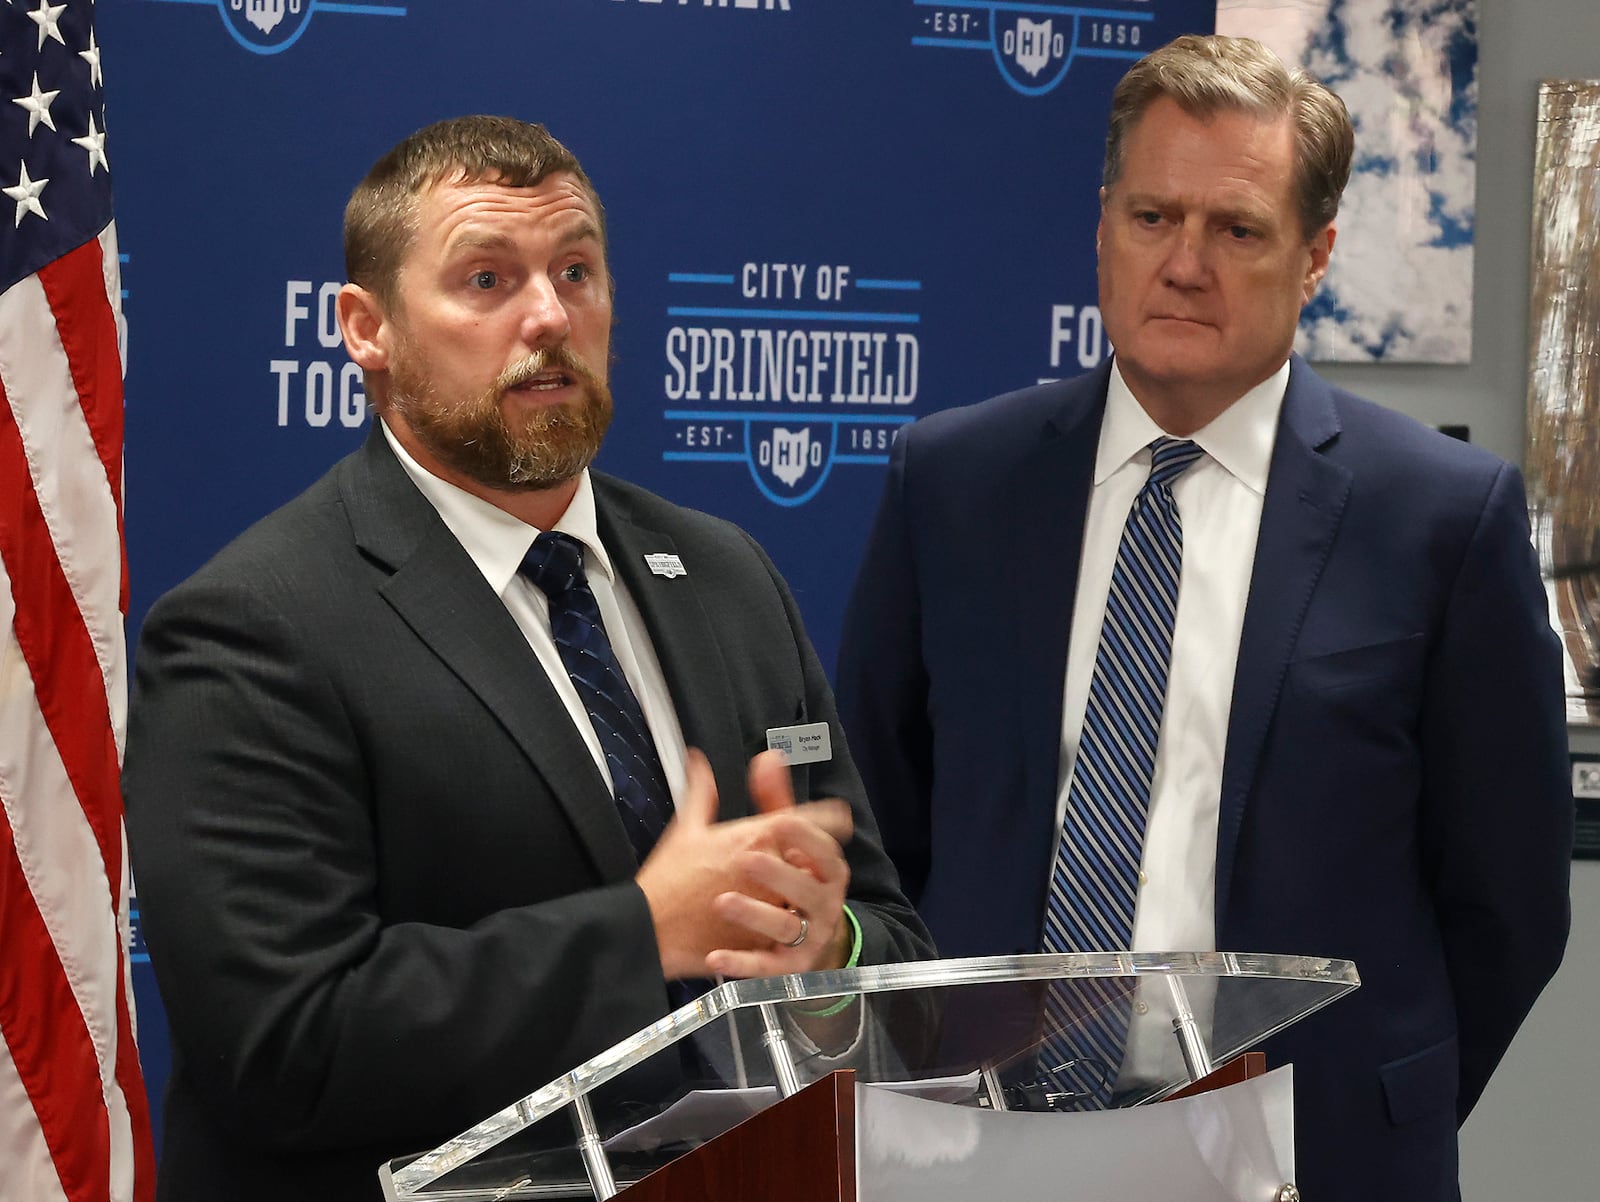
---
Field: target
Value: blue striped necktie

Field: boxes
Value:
[519,531,673,863]
[1038,436,1203,1103]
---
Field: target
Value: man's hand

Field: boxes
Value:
[636,749,854,981]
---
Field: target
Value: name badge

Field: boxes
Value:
[765,721,832,765]
[644,553,686,578]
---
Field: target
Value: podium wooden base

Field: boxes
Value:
[620,1072,857,1202]
[1164,1052,1268,1101]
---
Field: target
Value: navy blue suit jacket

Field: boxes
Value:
[836,356,1572,1200]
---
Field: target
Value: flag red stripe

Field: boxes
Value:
[0,388,123,895]
[38,239,130,616]
[0,377,121,1202]
[0,813,112,1202]
[112,959,155,1202]
[38,241,124,545]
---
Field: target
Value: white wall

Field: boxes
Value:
[1462,866,1600,1193]
[1316,2,1600,1193]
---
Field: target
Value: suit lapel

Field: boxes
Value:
[1013,371,1109,837]
[339,431,639,882]
[595,482,752,817]
[1214,358,1351,922]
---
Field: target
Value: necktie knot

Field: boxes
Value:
[519,531,587,598]
[1147,438,1203,489]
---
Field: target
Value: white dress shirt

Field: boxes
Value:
[382,420,689,811]
[1055,359,1287,1083]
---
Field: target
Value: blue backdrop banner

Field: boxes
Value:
[98,0,1214,1142]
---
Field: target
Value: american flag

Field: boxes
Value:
[0,3,155,1201]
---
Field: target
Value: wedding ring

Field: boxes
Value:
[783,908,809,948]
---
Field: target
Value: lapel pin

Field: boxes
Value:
[644,553,686,579]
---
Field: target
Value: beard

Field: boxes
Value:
[385,338,614,492]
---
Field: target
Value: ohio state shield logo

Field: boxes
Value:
[993,10,1071,95]
[222,0,315,54]
[750,422,837,507]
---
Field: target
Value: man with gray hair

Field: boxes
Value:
[839,34,1570,1199]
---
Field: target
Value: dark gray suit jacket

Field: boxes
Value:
[125,428,932,1201]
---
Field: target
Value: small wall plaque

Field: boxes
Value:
[1571,754,1600,859]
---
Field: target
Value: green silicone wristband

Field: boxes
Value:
[792,905,863,1018]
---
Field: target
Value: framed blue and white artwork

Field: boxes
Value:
[1218,0,1478,363]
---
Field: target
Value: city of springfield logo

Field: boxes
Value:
[661,262,918,507]
[142,0,406,56]
[911,1,1154,96]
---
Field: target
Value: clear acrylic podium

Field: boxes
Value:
[379,952,1358,1201]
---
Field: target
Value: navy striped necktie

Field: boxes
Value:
[519,531,673,863]
[1038,436,1203,1103]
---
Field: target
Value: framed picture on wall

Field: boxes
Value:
[1216,0,1479,363]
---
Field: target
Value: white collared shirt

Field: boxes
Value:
[381,420,688,811]
[1056,359,1287,1080]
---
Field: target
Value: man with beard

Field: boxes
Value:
[122,116,933,1202]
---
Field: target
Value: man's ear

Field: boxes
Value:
[337,283,390,371]
[1303,223,1336,302]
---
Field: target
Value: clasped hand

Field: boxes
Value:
[636,748,853,981]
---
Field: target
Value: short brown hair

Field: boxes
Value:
[343,115,606,311]
[1103,34,1353,239]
